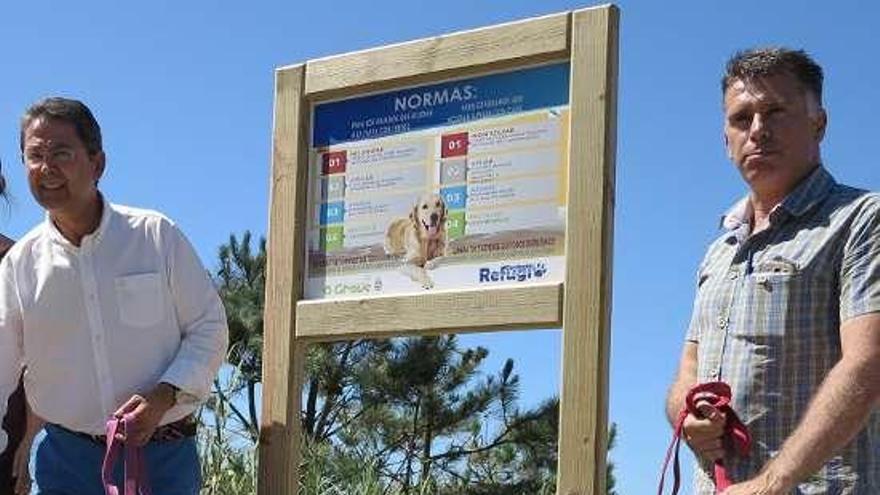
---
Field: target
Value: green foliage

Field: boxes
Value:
[607,422,618,495]
[199,430,256,495]
[197,398,257,495]
[214,231,265,442]
[217,231,265,383]
[313,335,560,492]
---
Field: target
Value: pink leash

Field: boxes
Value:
[658,381,751,495]
[102,414,152,495]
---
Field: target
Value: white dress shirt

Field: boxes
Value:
[0,200,228,449]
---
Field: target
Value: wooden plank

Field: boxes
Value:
[556,5,618,495]
[304,12,570,97]
[296,283,563,341]
[258,65,310,495]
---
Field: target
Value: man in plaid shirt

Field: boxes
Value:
[666,48,880,493]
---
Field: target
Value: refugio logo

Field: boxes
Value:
[478,262,548,283]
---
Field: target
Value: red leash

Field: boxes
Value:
[102,414,153,495]
[658,382,751,495]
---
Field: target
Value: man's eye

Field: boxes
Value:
[53,149,74,162]
[729,114,750,127]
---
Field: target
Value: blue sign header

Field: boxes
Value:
[312,62,570,147]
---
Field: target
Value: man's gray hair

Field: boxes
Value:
[722,47,824,110]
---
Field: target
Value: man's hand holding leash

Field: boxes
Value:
[112,383,176,447]
[683,400,727,463]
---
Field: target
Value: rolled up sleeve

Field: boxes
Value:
[160,224,228,402]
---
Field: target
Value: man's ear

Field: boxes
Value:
[813,108,828,143]
[92,151,106,186]
[723,132,733,160]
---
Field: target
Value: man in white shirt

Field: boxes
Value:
[0,97,228,494]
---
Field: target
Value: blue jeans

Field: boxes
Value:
[34,424,200,495]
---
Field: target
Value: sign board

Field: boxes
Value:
[260,6,618,495]
[305,63,570,298]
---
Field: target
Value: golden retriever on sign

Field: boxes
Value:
[384,193,448,289]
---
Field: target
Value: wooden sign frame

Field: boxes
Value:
[259,5,618,494]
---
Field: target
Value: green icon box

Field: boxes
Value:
[446,210,466,239]
[320,225,345,251]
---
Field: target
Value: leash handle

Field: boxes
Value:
[685,383,734,494]
[657,409,688,495]
[102,419,122,495]
[659,382,750,495]
[714,462,733,492]
[102,415,152,495]
[687,386,728,494]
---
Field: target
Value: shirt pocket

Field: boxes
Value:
[752,257,799,295]
[115,272,165,328]
[738,258,801,339]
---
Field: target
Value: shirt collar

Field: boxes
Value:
[720,197,752,231]
[45,193,114,250]
[720,166,836,231]
[778,165,836,218]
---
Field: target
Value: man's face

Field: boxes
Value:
[723,72,826,198]
[22,117,104,216]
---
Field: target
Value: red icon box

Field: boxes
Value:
[441,132,469,158]
[322,151,347,175]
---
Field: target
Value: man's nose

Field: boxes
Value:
[749,113,771,143]
[39,160,58,175]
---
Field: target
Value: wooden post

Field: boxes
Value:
[558,6,619,495]
[259,65,309,494]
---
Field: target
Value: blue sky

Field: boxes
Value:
[3,1,880,493]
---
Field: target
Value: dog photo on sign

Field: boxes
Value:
[384,193,448,289]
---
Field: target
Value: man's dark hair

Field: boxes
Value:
[20,97,103,155]
[0,159,6,198]
[722,47,824,106]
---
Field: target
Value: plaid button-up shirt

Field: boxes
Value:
[687,166,880,494]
